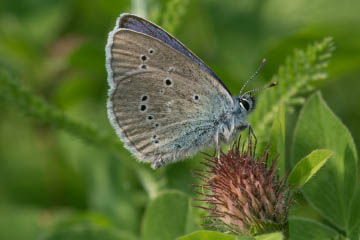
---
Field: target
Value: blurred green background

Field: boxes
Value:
[0,0,359,239]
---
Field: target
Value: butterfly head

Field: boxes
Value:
[237,95,256,113]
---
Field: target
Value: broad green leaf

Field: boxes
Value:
[176,230,239,240]
[141,191,197,240]
[288,149,333,190]
[289,217,339,240]
[291,92,358,232]
[254,232,283,240]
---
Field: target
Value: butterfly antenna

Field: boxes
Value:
[242,81,278,96]
[239,58,267,96]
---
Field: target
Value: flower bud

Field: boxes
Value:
[193,138,292,237]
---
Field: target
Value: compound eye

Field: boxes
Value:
[241,99,250,111]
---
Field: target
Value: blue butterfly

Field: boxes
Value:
[106,14,276,168]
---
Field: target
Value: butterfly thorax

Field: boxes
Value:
[216,96,253,144]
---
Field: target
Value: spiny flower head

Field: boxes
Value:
[193,138,293,237]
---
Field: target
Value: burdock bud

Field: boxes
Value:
[193,138,293,238]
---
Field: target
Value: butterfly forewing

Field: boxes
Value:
[107,18,234,166]
[117,14,230,92]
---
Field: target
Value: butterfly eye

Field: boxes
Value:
[240,99,250,111]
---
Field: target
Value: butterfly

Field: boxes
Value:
[106,14,276,169]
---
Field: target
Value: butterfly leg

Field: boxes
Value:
[214,130,221,160]
[248,124,257,146]
[151,158,166,169]
[229,117,235,137]
[222,124,232,142]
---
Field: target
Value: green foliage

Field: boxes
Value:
[1,0,360,240]
[0,206,59,240]
[287,149,333,190]
[292,92,358,234]
[289,217,340,240]
[157,0,189,34]
[0,72,164,200]
[41,224,138,240]
[177,231,283,240]
[254,232,283,240]
[252,37,335,139]
[177,231,238,240]
[348,185,360,238]
[148,0,189,32]
[0,72,122,159]
[262,102,286,176]
[141,191,197,240]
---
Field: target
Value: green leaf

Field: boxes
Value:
[254,232,283,240]
[348,184,360,238]
[291,92,358,232]
[176,230,239,240]
[289,217,340,240]
[141,191,197,240]
[288,149,333,190]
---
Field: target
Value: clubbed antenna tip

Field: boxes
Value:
[268,81,278,87]
[261,58,267,65]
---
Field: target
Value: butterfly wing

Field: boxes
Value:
[117,14,231,93]
[106,15,234,168]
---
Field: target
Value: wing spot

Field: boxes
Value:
[154,140,159,144]
[164,78,173,87]
[140,64,147,69]
[193,94,200,102]
[141,95,149,101]
[152,135,157,139]
[140,55,148,61]
[160,89,165,95]
[153,123,160,128]
[147,115,154,121]
[149,48,155,55]
[140,104,147,112]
